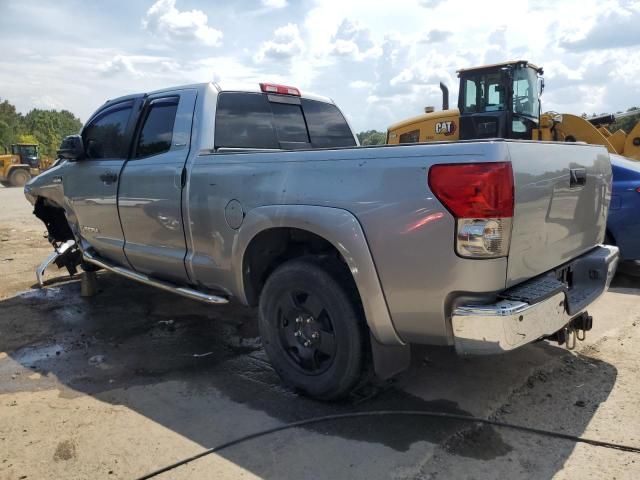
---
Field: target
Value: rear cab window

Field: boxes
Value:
[214,92,356,151]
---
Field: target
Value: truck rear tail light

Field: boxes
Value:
[636,186,640,193]
[428,162,514,258]
[259,82,301,96]
[456,218,512,257]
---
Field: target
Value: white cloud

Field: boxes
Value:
[418,0,444,7]
[329,19,379,60]
[98,55,141,77]
[143,0,223,47]
[254,23,304,62]
[560,8,640,51]
[419,29,452,43]
[261,0,288,8]
[349,80,372,89]
[3,0,640,133]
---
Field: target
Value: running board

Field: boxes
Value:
[82,250,229,305]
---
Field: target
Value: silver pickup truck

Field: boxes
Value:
[25,82,618,400]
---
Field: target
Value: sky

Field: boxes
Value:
[1,0,639,132]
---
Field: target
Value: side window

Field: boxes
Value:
[399,129,420,143]
[301,99,357,148]
[82,106,132,159]
[463,79,477,113]
[136,98,178,159]
[215,93,278,149]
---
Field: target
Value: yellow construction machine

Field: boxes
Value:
[0,143,53,187]
[387,60,640,161]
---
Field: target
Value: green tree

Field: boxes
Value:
[16,133,39,144]
[357,130,386,145]
[0,100,21,152]
[0,98,83,158]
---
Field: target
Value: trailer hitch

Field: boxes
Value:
[548,312,593,350]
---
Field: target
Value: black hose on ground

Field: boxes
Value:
[135,410,640,480]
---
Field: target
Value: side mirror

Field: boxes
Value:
[57,135,85,161]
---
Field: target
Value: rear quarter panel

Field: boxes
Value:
[186,141,511,345]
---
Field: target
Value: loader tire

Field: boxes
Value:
[9,169,31,187]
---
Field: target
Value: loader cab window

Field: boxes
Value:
[463,80,477,113]
[12,145,38,156]
[512,66,539,119]
[461,72,505,114]
[460,66,539,118]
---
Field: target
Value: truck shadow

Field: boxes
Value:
[0,271,627,479]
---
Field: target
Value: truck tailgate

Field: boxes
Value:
[506,142,611,287]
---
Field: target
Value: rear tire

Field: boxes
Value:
[259,258,367,400]
[9,169,31,187]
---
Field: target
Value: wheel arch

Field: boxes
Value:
[232,205,404,346]
[33,196,75,242]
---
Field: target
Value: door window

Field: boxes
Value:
[136,98,179,158]
[83,105,132,159]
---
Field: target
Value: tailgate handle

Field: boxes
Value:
[570,168,586,188]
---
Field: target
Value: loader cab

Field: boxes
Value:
[457,61,543,140]
[11,143,40,168]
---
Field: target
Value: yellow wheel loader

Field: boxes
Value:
[387,60,640,161]
[0,143,41,187]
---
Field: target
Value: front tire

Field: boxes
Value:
[9,169,31,187]
[259,258,367,400]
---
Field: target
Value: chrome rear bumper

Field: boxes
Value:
[452,245,619,355]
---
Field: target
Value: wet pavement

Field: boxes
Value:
[1,186,640,479]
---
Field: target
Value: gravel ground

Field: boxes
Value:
[1,185,639,480]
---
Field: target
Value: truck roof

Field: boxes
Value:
[102,82,335,108]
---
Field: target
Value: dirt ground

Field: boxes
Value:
[1,184,640,480]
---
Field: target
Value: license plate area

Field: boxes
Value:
[500,247,614,315]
